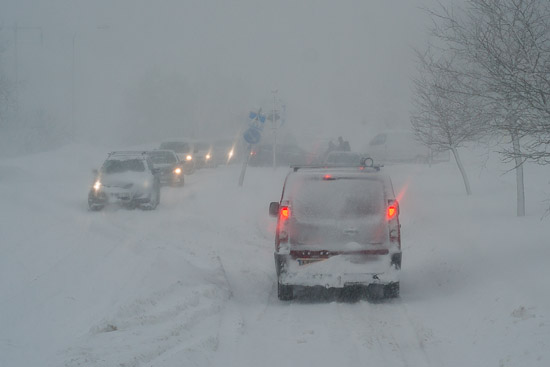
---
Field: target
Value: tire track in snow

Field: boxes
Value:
[343,299,435,367]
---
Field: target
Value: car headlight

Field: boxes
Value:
[93,180,101,191]
[174,167,182,175]
[186,155,193,161]
[205,154,211,160]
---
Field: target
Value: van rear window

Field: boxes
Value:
[286,177,385,219]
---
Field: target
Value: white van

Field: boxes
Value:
[366,130,450,164]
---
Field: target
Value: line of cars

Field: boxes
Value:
[88,138,241,211]
[159,138,240,172]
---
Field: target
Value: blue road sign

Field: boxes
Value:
[243,127,261,144]
[249,111,266,123]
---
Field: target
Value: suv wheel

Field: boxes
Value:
[89,203,104,211]
[277,281,294,301]
[88,192,104,211]
[141,184,160,210]
[176,176,185,187]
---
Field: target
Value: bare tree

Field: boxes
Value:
[411,50,486,195]
[425,0,550,216]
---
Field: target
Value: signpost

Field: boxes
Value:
[243,126,261,145]
[239,108,265,186]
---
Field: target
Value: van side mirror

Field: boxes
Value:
[269,202,280,217]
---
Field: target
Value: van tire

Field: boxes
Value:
[278,282,294,301]
[384,282,400,298]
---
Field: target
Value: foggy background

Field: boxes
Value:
[1,0,443,154]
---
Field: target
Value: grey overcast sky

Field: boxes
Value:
[1,0,446,146]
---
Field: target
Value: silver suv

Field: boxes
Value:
[269,164,401,300]
[88,151,161,211]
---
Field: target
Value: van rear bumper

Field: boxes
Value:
[275,252,400,288]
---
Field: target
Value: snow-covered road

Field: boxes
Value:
[1,144,549,367]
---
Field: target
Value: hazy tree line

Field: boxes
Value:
[0,26,247,153]
[411,0,550,216]
[0,28,70,157]
[0,29,15,137]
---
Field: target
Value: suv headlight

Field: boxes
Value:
[174,167,182,175]
[186,155,193,161]
[93,180,101,191]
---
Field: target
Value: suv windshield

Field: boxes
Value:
[149,151,177,164]
[102,159,146,174]
[286,176,385,219]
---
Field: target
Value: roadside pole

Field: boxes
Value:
[238,109,264,187]
[238,144,253,186]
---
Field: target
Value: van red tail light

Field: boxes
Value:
[387,205,397,220]
[280,206,290,220]
[276,205,291,249]
[387,200,401,248]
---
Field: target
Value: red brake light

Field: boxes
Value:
[280,206,290,220]
[387,204,397,220]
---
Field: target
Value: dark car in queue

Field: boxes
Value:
[159,141,196,174]
[147,149,184,187]
[192,141,216,169]
[88,151,161,211]
[269,163,401,300]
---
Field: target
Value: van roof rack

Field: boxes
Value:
[291,164,382,173]
[291,157,383,172]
